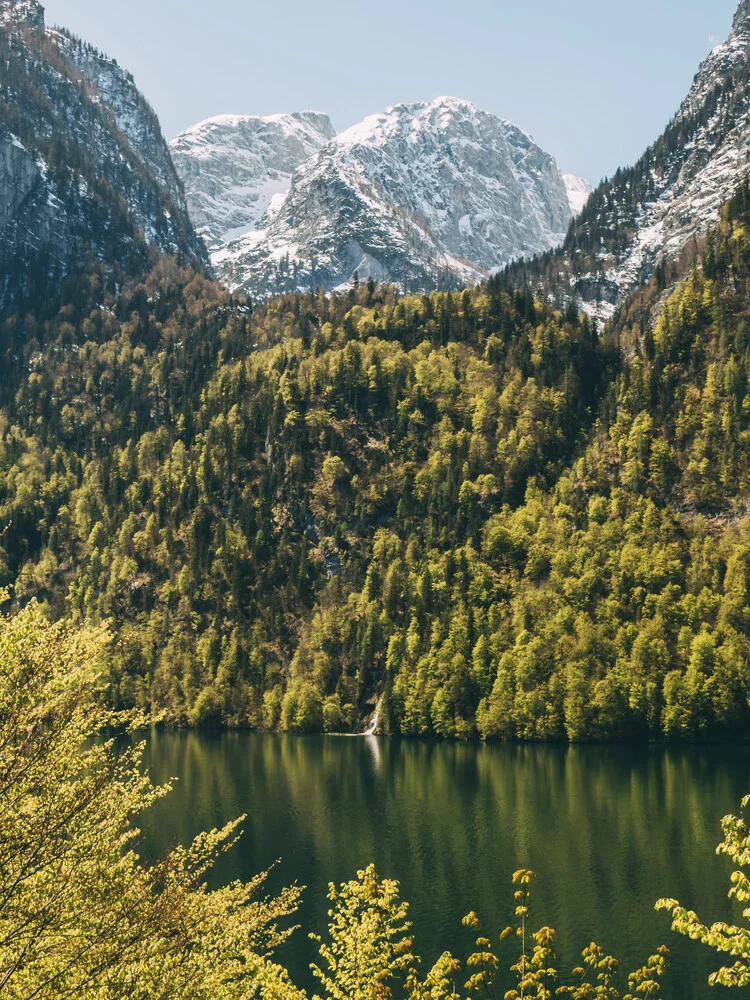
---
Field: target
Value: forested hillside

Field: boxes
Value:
[3,181,750,741]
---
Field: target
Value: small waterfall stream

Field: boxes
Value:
[363,701,380,736]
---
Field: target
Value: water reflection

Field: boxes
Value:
[364,733,382,771]
[138,734,750,1000]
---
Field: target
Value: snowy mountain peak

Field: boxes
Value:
[283,110,336,135]
[419,95,483,119]
[335,97,518,151]
[0,0,44,29]
[195,98,572,298]
[179,110,334,144]
[432,95,477,109]
[170,111,336,244]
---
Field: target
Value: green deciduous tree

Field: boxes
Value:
[0,600,303,1000]
[310,865,461,1000]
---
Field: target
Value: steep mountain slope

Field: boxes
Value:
[507,0,750,318]
[170,112,336,245]
[0,0,205,310]
[205,98,572,297]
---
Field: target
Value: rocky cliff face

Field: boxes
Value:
[170,112,336,245]
[176,97,572,297]
[0,0,205,309]
[509,0,750,318]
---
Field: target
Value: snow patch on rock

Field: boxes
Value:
[529,0,750,325]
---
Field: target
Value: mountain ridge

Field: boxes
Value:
[2,175,750,740]
[177,96,573,297]
[1,0,750,742]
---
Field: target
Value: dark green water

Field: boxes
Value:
[138,733,750,998]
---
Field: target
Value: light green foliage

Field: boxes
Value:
[0,620,689,1000]
[435,869,666,1000]
[503,870,557,1000]
[464,870,559,1000]
[556,943,620,1000]
[310,865,415,1000]
[405,953,461,1000]
[0,600,304,1000]
[620,950,670,1000]
[657,793,750,987]
[462,911,500,994]
[310,865,459,1000]
[556,941,669,1000]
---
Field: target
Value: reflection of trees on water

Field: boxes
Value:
[139,733,749,1000]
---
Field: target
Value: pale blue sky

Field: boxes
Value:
[43,0,739,184]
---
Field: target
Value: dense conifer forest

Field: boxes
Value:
[3,182,750,740]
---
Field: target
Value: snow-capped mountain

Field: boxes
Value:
[178,97,573,297]
[563,174,592,215]
[170,112,335,245]
[509,0,750,317]
[0,0,205,309]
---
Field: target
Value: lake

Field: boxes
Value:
[138,733,750,998]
